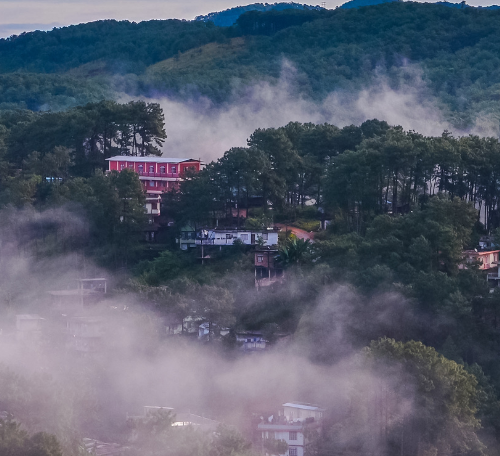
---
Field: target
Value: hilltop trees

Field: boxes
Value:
[175,121,500,236]
[3,100,166,176]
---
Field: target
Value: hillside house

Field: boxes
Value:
[106,156,201,223]
[235,331,267,351]
[195,229,279,247]
[198,322,230,341]
[257,403,325,456]
[255,248,284,288]
[67,316,105,353]
[461,250,500,270]
[48,278,107,313]
[82,438,124,456]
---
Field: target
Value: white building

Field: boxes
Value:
[257,403,325,456]
[235,331,267,351]
[195,229,279,247]
[67,316,105,352]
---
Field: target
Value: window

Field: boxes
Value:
[262,233,268,240]
[171,166,177,174]
[128,163,134,168]
[149,165,154,173]
[138,165,144,173]
[257,255,264,263]
[120,164,125,170]
[226,233,232,239]
[149,181,154,187]
[240,234,248,241]
[160,166,165,174]
[289,432,297,441]
[289,448,298,456]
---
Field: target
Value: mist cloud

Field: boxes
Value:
[144,64,498,163]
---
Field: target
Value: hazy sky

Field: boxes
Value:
[0,0,499,38]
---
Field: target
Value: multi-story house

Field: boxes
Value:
[255,248,284,288]
[106,156,201,222]
[257,403,325,456]
[195,229,279,247]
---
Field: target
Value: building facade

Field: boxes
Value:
[257,403,325,456]
[195,229,279,247]
[106,156,201,221]
[255,248,284,288]
[461,250,500,270]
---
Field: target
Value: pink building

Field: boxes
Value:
[106,156,201,220]
[461,250,500,270]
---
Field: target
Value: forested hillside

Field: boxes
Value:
[195,2,323,26]
[1,3,500,128]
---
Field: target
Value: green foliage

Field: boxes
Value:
[0,20,226,73]
[276,238,313,268]
[0,420,63,456]
[3,4,500,125]
[262,437,288,455]
[365,338,484,456]
[0,73,112,112]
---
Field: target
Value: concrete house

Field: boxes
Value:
[67,316,105,353]
[195,229,279,247]
[255,248,284,288]
[235,331,267,351]
[257,403,325,456]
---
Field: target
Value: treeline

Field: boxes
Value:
[0,73,112,111]
[175,120,500,232]
[0,100,166,177]
[0,20,227,74]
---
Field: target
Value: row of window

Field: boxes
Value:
[262,431,298,441]
[225,233,269,240]
[120,164,177,174]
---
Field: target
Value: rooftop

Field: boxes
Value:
[464,249,500,255]
[16,314,44,320]
[106,156,200,163]
[77,278,107,282]
[47,289,98,296]
[283,402,325,411]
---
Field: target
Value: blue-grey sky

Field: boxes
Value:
[0,0,498,38]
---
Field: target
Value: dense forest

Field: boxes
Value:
[2,96,500,454]
[3,2,500,456]
[1,3,500,127]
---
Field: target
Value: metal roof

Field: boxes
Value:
[282,403,325,411]
[106,156,199,163]
[16,314,44,320]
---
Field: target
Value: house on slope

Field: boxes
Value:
[257,402,325,456]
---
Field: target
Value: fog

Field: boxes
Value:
[0,208,422,454]
[142,64,499,162]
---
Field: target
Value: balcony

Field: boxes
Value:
[138,172,180,178]
[196,238,247,246]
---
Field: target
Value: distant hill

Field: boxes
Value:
[435,1,500,9]
[1,2,500,128]
[339,0,398,10]
[195,2,323,26]
[339,0,500,10]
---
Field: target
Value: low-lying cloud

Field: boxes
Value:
[143,64,498,163]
